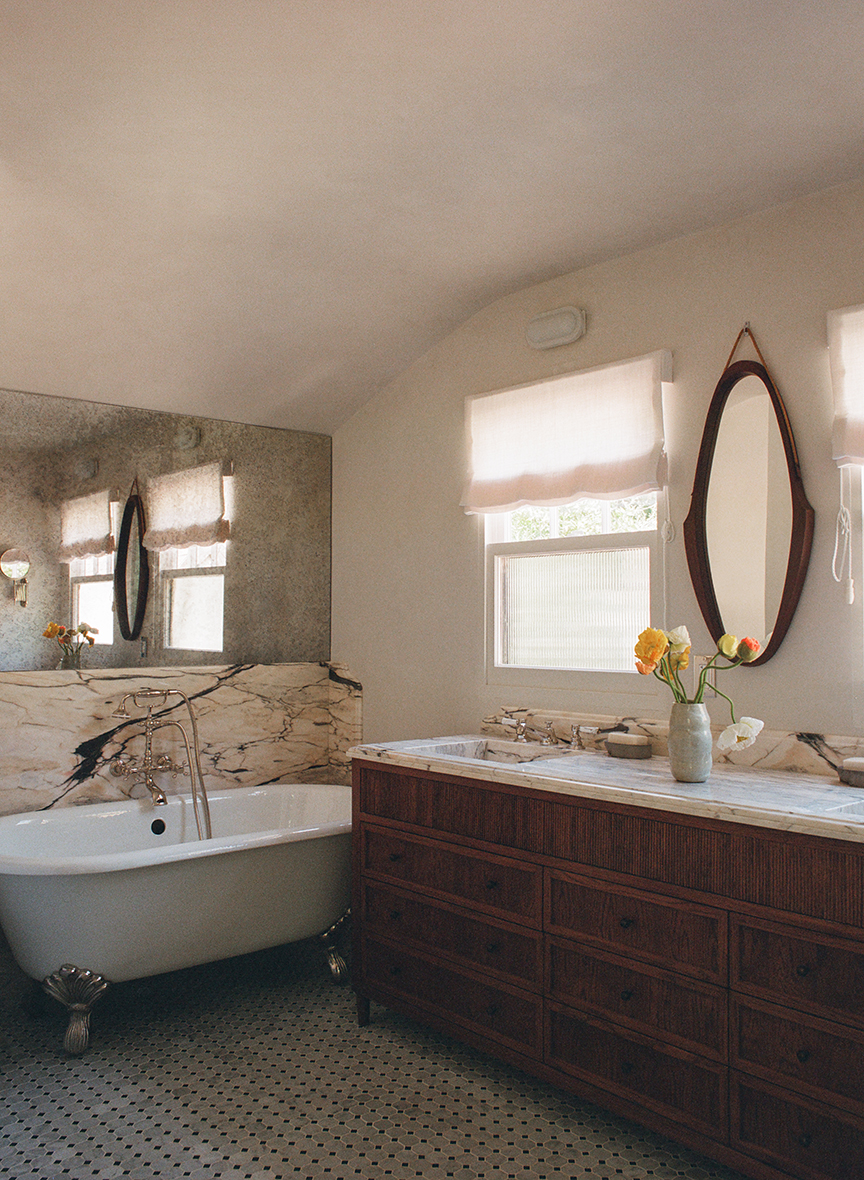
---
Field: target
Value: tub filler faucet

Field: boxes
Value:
[109,688,212,840]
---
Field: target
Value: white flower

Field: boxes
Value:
[717,716,764,752]
[665,625,691,654]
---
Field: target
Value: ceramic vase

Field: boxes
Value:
[667,702,713,782]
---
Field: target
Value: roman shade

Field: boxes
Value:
[143,461,230,552]
[461,350,671,514]
[58,490,115,562]
[829,303,864,467]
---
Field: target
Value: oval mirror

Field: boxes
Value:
[114,493,149,641]
[683,359,814,665]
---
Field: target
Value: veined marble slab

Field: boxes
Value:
[350,734,864,845]
[481,707,864,778]
[0,662,362,816]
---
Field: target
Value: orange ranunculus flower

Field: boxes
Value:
[737,636,761,662]
[634,627,668,673]
[43,622,62,639]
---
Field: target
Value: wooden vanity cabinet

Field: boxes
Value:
[352,761,864,1180]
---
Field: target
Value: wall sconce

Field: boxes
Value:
[525,306,587,350]
[0,549,31,606]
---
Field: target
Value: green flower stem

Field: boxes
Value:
[711,682,738,724]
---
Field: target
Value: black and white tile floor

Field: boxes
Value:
[0,937,747,1180]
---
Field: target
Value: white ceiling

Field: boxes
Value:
[4,0,864,435]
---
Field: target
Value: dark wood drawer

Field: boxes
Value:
[732,916,864,1027]
[546,1003,727,1141]
[355,766,545,853]
[361,935,543,1055]
[546,870,725,982]
[732,1073,864,1180]
[362,826,542,924]
[547,939,726,1060]
[362,881,543,990]
[732,996,864,1117]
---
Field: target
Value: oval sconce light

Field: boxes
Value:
[525,306,586,350]
[0,549,31,606]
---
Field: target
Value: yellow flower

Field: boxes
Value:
[717,633,739,659]
[43,622,62,639]
[669,646,690,672]
[634,627,668,673]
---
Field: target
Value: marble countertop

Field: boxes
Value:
[348,735,864,845]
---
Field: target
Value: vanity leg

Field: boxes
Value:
[356,994,370,1026]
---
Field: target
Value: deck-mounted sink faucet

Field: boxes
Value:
[109,688,212,839]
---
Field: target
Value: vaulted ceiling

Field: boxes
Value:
[4,1,864,434]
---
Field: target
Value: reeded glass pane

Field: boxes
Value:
[74,580,115,645]
[497,548,650,671]
[166,574,224,651]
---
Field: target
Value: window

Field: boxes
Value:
[64,494,119,644]
[144,464,233,654]
[486,494,659,674]
[463,352,671,686]
[160,540,227,652]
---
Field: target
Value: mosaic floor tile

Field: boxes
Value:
[0,936,748,1180]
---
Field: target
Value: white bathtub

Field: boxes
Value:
[0,783,352,986]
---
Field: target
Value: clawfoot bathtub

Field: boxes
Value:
[0,782,351,1053]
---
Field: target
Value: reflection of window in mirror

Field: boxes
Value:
[69,501,120,643]
[159,476,232,652]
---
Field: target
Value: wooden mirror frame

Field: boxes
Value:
[114,492,150,641]
[682,359,814,666]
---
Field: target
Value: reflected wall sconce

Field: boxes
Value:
[525,306,586,350]
[0,549,31,606]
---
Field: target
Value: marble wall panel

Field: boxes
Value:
[483,707,864,779]
[0,662,361,817]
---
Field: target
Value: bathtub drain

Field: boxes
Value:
[151,818,167,835]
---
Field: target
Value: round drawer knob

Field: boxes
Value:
[485,942,500,954]
[620,989,634,1001]
[389,910,402,921]
[388,965,402,976]
[486,1004,499,1017]
[798,1133,812,1148]
[796,1048,811,1064]
[619,917,635,929]
[388,852,403,862]
[486,879,499,890]
[621,1060,635,1075]
[796,963,811,977]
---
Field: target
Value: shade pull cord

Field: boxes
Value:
[833,467,854,604]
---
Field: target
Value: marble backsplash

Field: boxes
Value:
[483,706,864,781]
[0,662,362,817]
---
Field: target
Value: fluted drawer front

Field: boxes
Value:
[362,826,542,923]
[547,939,726,1060]
[732,996,864,1116]
[732,1074,864,1180]
[362,936,542,1055]
[362,881,543,990]
[546,1004,727,1141]
[732,916,864,1027]
[546,870,725,982]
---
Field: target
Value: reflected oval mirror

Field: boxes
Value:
[0,549,30,580]
[114,493,149,641]
[683,359,814,665]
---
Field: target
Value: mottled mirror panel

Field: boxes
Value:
[0,388,331,670]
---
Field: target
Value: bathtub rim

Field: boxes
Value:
[0,782,351,877]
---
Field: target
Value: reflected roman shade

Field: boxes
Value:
[58,490,115,562]
[143,461,230,551]
[461,350,671,514]
[829,304,864,466]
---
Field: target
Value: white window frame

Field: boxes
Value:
[68,501,121,644]
[159,539,228,654]
[484,499,665,693]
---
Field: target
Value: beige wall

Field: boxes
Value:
[332,180,864,742]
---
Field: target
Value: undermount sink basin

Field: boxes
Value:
[401,737,572,765]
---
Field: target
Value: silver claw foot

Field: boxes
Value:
[42,964,109,1055]
[319,908,350,984]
